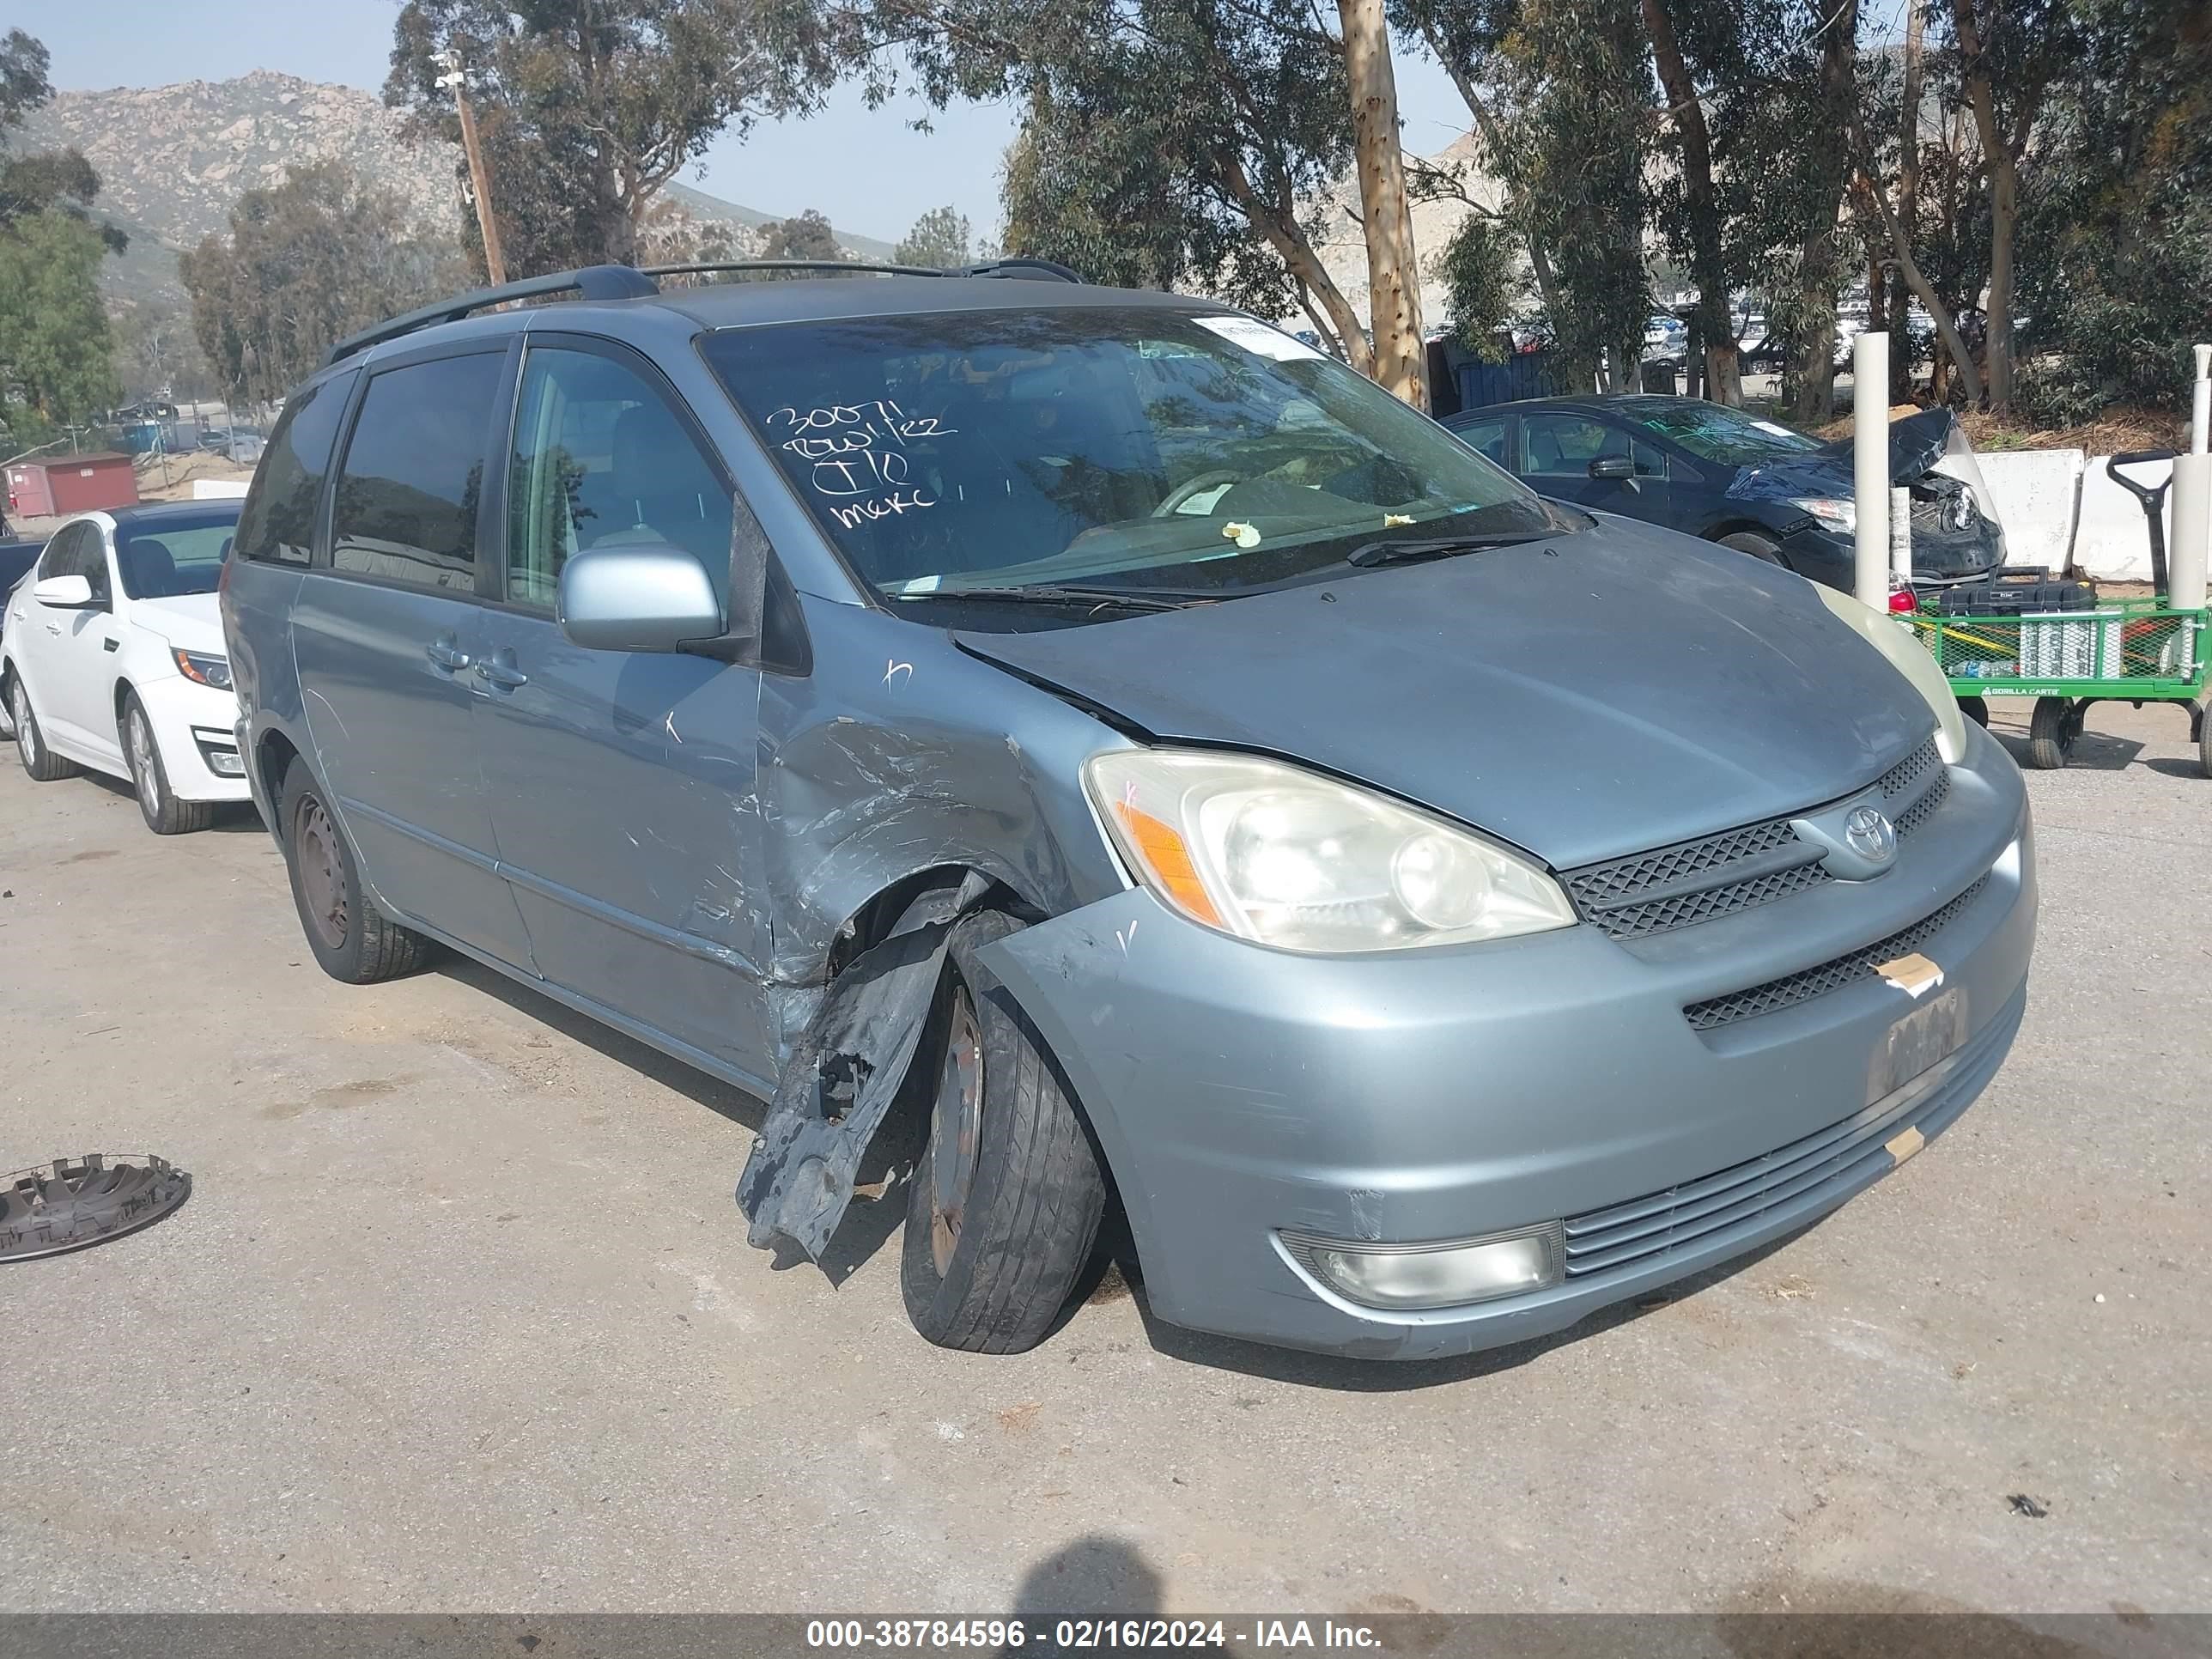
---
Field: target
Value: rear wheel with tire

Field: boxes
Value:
[2026,696,2077,770]
[122,693,216,835]
[2198,704,2212,781]
[1717,532,1786,567]
[10,676,77,781]
[277,756,434,983]
[900,908,1109,1353]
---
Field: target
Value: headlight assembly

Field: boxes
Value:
[173,648,233,690]
[1790,496,1856,534]
[1814,584,1967,763]
[1084,749,1575,954]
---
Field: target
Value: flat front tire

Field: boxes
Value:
[123,694,216,835]
[277,756,434,983]
[10,677,77,781]
[900,909,1109,1354]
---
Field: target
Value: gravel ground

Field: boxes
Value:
[0,701,2205,1620]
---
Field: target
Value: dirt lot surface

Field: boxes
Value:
[1,702,2207,1620]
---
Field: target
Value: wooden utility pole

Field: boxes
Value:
[1336,0,1428,410]
[440,52,507,285]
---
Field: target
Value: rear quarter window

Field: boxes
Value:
[236,371,355,567]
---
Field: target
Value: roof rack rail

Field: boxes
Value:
[322,254,1093,370]
[641,257,1086,285]
[321,264,660,368]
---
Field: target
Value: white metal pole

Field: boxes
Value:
[1854,331,1891,610]
[2168,345,2211,615]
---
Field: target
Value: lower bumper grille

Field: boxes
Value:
[1683,877,1988,1031]
[1564,987,2021,1279]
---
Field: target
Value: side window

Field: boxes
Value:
[236,371,355,566]
[43,524,108,599]
[1451,416,1508,467]
[1521,414,1667,479]
[506,345,733,610]
[331,353,503,593]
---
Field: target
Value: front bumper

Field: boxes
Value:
[978,721,2036,1359]
[1780,518,2008,588]
[143,677,252,803]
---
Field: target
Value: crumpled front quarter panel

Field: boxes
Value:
[755,596,1132,1018]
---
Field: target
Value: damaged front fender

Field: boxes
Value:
[735,870,994,1258]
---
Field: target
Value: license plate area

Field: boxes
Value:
[1869,986,1970,1105]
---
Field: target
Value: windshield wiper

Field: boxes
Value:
[1343,532,1547,568]
[891,582,1212,613]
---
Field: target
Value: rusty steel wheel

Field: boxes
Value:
[924,985,986,1276]
[276,757,434,984]
[294,793,349,950]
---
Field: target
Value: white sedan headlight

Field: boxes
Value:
[1084,749,1575,953]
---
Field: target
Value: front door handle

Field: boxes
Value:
[475,651,528,690]
[426,638,471,672]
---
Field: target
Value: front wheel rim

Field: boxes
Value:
[13,687,33,763]
[128,711,157,807]
[295,796,348,949]
[925,987,986,1276]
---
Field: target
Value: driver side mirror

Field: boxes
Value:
[33,574,99,610]
[1587,455,1637,483]
[557,541,726,653]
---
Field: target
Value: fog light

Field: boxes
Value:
[209,750,245,776]
[1281,1221,1565,1310]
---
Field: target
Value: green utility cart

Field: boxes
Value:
[1906,450,2210,775]
[1907,595,2209,774]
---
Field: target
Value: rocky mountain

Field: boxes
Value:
[14,70,893,310]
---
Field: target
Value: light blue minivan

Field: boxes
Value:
[222,261,2035,1358]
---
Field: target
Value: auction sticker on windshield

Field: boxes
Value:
[1193,314,1326,362]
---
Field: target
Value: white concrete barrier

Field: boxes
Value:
[2075,454,2173,582]
[1969,449,2084,570]
[191,479,251,500]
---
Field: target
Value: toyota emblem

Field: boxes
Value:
[1844,805,1898,864]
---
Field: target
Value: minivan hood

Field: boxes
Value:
[131,592,225,654]
[959,517,1931,869]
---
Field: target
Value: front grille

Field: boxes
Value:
[1563,736,1947,942]
[1683,877,1988,1031]
[1564,989,2019,1279]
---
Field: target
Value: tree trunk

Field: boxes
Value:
[1790,0,1858,423]
[1950,0,2019,408]
[1338,0,1427,408]
[1852,169,1983,406]
[1429,37,1567,325]
[1891,0,1924,402]
[1212,148,1374,376]
[1639,0,1738,404]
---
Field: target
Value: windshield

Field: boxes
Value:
[115,514,237,599]
[700,307,1551,599]
[1623,402,1822,467]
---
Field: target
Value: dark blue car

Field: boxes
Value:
[1443,394,2006,590]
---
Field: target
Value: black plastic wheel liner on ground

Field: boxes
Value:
[1,1154,191,1261]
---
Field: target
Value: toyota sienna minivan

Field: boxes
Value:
[221,261,2036,1358]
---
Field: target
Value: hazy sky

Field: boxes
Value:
[36,1,1474,246]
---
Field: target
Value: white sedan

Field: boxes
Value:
[2,502,250,833]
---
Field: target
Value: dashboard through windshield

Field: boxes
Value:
[701,307,1550,600]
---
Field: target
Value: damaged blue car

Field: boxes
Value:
[222,261,2036,1358]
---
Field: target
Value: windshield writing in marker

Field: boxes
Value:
[762,399,957,529]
